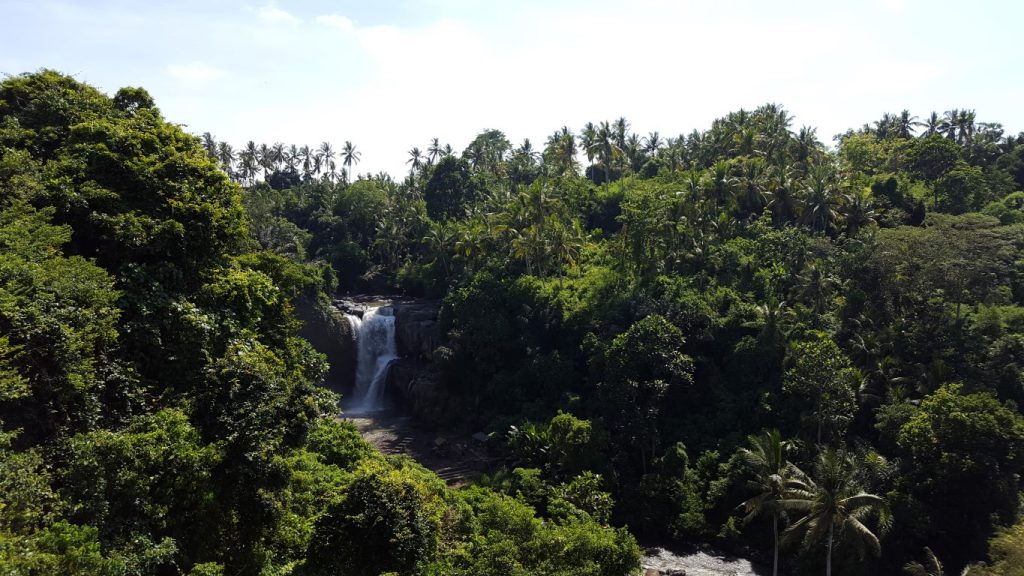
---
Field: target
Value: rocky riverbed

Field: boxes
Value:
[642,546,765,576]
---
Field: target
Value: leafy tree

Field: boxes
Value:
[299,461,446,576]
[424,155,478,220]
[934,162,992,213]
[895,384,1024,568]
[598,315,694,470]
[783,334,858,444]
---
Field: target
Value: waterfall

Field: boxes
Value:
[345,305,398,412]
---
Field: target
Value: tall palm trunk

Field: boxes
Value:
[773,512,779,576]
[826,522,834,576]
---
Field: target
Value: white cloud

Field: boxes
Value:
[258,4,299,25]
[315,13,355,33]
[166,62,225,84]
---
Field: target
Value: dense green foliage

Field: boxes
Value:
[204,103,1024,574]
[0,71,637,576]
[5,70,1024,575]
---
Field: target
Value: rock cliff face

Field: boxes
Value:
[385,359,451,424]
[392,300,442,361]
[295,296,355,393]
[388,300,455,427]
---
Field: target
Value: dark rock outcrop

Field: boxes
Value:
[387,300,453,427]
[296,296,355,393]
[392,299,442,362]
[386,359,452,426]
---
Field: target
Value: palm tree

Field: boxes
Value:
[841,189,877,236]
[904,547,947,576]
[422,220,456,276]
[708,159,737,208]
[299,145,315,180]
[318,141,336,181]
[739,429,800,576]
[427,137,443,165]
[216,142,236,177]
[201,132,218,159]
[954,109,976,145]
[341,140,361,184]
[238,150,258,185]
[783,448,887,576]
[257,143,273,179]
[284,144,299,171]
[643,131,664,155]
[591,121,620,190]
[407,147,424,176]
[242,141,260,182]
[922,112,941,137]
[739,157,769,218]
[801,163,843,235]
[939,110,955,140]
[613,116,629,151]
[794,126,820,166]
[270,142,286,171]
[544,127,578,178]
[580,121,598,171]
[625,133,644,173]
[895,110,922,139]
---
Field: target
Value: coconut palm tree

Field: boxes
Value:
[427,137,443,165]
[257,143,273,178]
[613,117,629,150]
[782,448,887,576]
[543,127,578,178]
[708,160,737,209]
[201,132,218,159]
[216,142,236,177]
[270,142,286,171]
[644,131,664,155]
[407,147,424,176]
[318,141,336,181]
[841,189,877,236]
[580,122,598,171]
[422,220,456,276]
[904,547,946,576]
[739,429,801,576]
[801,163,843,235]
[624,133,644,173]
[592,121,620,190]
[895,110,922,139]
[284,144,299,171]
[238,150,258,185]
[922,112,942,137]
[341,140,361,184]
[299,145,315,180]
[794,126,820,166]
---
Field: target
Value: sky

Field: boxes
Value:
[2,0,1021,177]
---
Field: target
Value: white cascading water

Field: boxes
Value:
[345,305,398,412]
